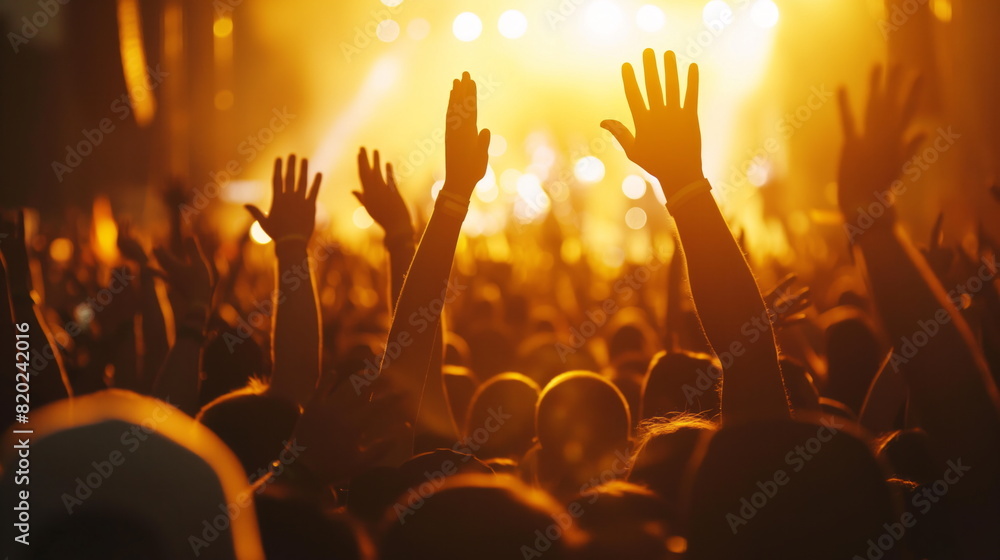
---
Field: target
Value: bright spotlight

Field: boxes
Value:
[376,19,400,42]
[702,1,733,28]
[574,156,606,183]
[453,12,483,42]
[636,5,665,32]
[586,0,623,35]
[498,10,528,39]
[622,175,646,199]
[751,0,779,28]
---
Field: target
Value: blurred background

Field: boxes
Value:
[1,0,997,273]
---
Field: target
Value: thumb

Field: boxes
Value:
[244,204,268,226]
[478,128,492,159]
[601,120,635,153]
[351,191,366,208]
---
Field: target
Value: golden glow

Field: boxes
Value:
[636,5,666,33]
[250,221,272,244]
[703,1,733,27]
[91,196,119,264]
[586,0,623,35]
[931,0,952,22]
[49,238,73,262]
[453,12,483,42]
[116,0,156,127]
[353,207,375,230]
[498,10,528,39]
[408,18,431,40]
[213,16,233,38]
[751,0,780,28]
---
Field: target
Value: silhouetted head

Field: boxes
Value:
[464,372,540,460]
[199,328,266,407]
[536,371,632,499]
[685,417,897,560]
[443,365,478,433]
[380,474,583,560]
[568,480,675,560]
[824,310,883,413]
[641,351,721,421]
[197,381,300,476]
[256,495,373,560]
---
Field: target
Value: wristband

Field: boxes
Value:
[275,234,309,245]
[666,178,712,213]
[435,189,470,219]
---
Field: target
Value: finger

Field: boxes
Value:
[836,87,857,140]
[664,51,681,109]
[600,120,636,153]
[298,158,309,194]
[385,163,397,192]
[864,65,883,132]
[467,73,478,124]
[684,63,699,112]
[244,204,268,226]
[373,150,382,186]
[307,173,322,204]
[897,75,922,133]
[285,154,297,195]
[152,247,183,276]
[885,64,903,103]
[772,273,798,294]
[478,128,491,158]
[931,211,944,250]
[621,63,648,121]
[272,158,283,197]
[643,48,664,111]
[357,148,371,185]
[352,191,366,208]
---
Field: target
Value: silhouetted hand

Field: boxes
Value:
[116,221,149,266]
[602,49,703,198]
[764,274,811,329]
[836,66,923,221]
[443,72,490,197]
[355,147,413,239]
[245,155,322,242]
[153,237,214,309]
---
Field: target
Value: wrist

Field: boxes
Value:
[435,188,470,220]
[384,229,416,249]
[665,177,712,214]
[275,237,309,259]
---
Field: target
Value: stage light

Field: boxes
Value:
[931,0,952,22]
[488,134,508,157]
[377,19,400,42]
[453,12,483,42]
[250,221,272,243]
[702,1,733,28]
[636,5,665,33]
[213,16,233,38]
[751,0,779,28]
[408,18,430,40]
[352,207,375,230]
[586,0,623,35]
[498,10,528,39]
[622,175,646,199]
[625,207,647,229]
[574,156,605,183]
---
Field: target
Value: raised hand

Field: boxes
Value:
[764,274,812,329]
[355,147,414,239]
[443,72,491,197]
[601,49,703,198]
[245,154,322,243]
[153,237,214,310]
[836,66,923,223]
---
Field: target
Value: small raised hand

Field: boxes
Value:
[116,221,149,266]
[355,147,414,239]
[601,49,704,198]
[245,155,322,243]
[442,72,491,197]
[153,237,214,310]
[836,66,923,222]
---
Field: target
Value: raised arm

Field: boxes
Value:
[245,155,323,407]
[602,49,788,424]
[0,211,72,408]
[355,147,416,309]
[151,237,213,414]
[835,67,1000,530]
[118,222,169,393]
[371,72,490,454]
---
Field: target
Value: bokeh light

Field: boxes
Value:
[636,5,666,33]
[376,19,401,42]
[381,0,403,6]
[352,207,375,229]
[213,16,233,38]
[407,18,431,40]
[586,0,623,35]
[49,238,73,262]
[702,0,733,28]
[751,0,780,28]
[498,10,528,39]
[250,221,272,243]
[574,156,606,183]
[625,207,648,229]
[622,175,646,199]
[453,12,483,42]
[488,134,508,157]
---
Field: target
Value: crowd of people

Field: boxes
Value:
[1,48,999,559]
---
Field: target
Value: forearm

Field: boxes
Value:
[414,322,459,452]
[376,190,466,438]
[385,232,416,312]
[152,307,206,414]
[668,183,788,422]
[138,267,169,392]
[270,240,321,406]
